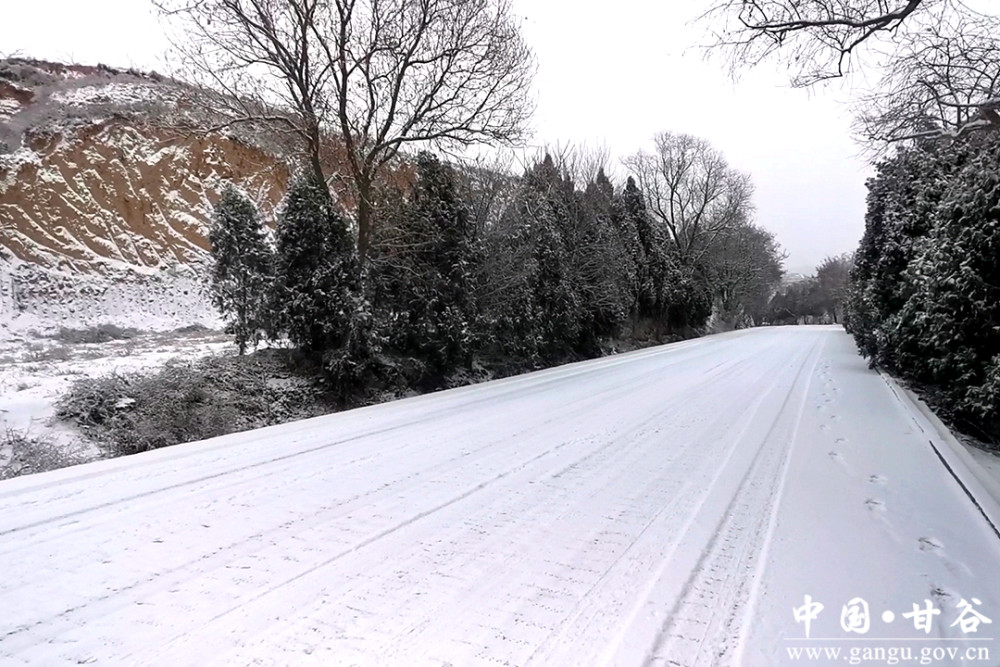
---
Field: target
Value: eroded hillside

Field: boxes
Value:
[0,59,303,336]
[0,59,291,273]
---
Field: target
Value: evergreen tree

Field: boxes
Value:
[371,152,476,378]
[475,200,542,364]
[575,168,631,346]
[893,136,1000,434]
[844,133,1000,439]
[522,155,584,358]
[272,173,360,355]
[612,176,712,333]
[611,176,650,322]
[208,184,272,355]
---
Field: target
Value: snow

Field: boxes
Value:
[0,328,235,471]
[0,254,222,341]
[0,97,20,120]
[49,82,170,108]
[0,326,998,665]
[966,445,1000,491]
[0,146,42,194]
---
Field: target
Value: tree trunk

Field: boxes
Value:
[356,174,374,265]
[307,122,325,185]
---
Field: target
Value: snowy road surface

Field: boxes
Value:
[2,326,999,666]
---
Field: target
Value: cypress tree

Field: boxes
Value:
[208,184,272,355]
[272,173,360,355]
[372,152,476,377]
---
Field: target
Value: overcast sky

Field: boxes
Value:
[1,0,871,275]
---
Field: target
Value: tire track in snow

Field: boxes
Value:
[0,337,766,662]
[518,338,822,667]
[125,346,774,666]
[644,337,823,667]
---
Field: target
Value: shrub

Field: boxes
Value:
[0,428,73,479]
[56,352,329,456]
[52,324,142,345]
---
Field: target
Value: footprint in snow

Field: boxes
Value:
[918,537,943,552]
[828,451,846,466]
[865,498,886,511]
[819,423,831,432]
[835,437,847,444]
[869,474,888,485]
[931,586,952,604]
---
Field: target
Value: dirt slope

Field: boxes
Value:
[0,59,291,274]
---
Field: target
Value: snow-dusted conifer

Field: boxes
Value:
[272,173,360,355]
[371,152,476,377]
[208,184,273,355]
[523,154,584,359]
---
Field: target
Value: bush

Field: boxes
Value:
[0,428,74,479]
[52,324,142,345]
[55,373,132,427]
[56,352,330,456]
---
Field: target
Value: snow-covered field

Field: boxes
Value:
[1,326,998,665]
[0,328,234,472]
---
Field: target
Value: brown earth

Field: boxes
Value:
[1,119,289,272]
[0,58,385,275]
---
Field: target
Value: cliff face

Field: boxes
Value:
[0,59,294,336]
[0,59,291,274]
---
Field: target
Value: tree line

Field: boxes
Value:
[763,254,853,326]
[844,132,1000,441]
[210,139,785,396]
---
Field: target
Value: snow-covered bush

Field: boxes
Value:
[56,353,329,455]
[52,324,141,345]
[0,428,73,479]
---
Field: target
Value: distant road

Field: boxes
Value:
[2,326,998,666]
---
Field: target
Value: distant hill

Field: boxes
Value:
[781,271,811,286]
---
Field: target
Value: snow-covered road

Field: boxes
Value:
[2,326,999,666]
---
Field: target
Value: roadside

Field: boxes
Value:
[0,325,232,478]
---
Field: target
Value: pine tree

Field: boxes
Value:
[208,184,272,355]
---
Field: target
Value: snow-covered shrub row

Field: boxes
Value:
[845,133,1000,441]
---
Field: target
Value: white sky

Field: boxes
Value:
[0,0,871,275]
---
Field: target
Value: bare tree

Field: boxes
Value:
[853,13,1000,147]
[702,0,1000,148]
[460,151,518,236]
[623,132,754,264]
[156,0,535,262]
[704,221,785,326]
[702,0,942,85]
